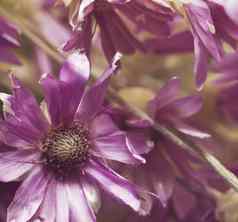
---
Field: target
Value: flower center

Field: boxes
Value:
[42,123,90,177]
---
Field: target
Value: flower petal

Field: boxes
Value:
[85,160,141,212]
[40,53,90,126]
[91,131,142,164]
[193,34,209,90]
[34,178,57,222]
[148,77,181,117]
[0,150,40,182]
[7,166,50,222]
[76,53,121,122]
[89,114,120,138]
[4,75,49,139]
[66,181,96,222]
[56,181,70,222]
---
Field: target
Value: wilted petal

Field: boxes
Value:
[97,12,143,62]
[0,150,39,182]
[76,53,121,122]
[85,160,141,212]
[7,166,50,222]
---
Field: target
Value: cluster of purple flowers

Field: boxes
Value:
[0,0,238,221]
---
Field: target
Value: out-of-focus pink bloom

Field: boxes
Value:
[109,77,212,216]
[63,0,174,61]
[0,17,20,64]
[224,0,238,25]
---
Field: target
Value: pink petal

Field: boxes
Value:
[85,160,141,212]
[7,166,50,222]
[0,150,40,182]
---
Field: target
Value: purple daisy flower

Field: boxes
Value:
[121,77,212,212]
[0,17,20,64]
[63,0,174,61]
[0,52,145,222]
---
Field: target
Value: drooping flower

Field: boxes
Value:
[170,0,238,89]
[177,0,222,89]
[62,0,174,62]
[108,77,212,215]
[0,16,20,64]
[0,52,145,222]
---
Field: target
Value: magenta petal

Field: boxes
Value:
[163,95,203,119]
[41,53,90,126]
[149,149,175,207]
[193,35,209,90]
[66,181,96,222]
[174,121,211,138]
[126,131,154,155]
[7,75,49,138]
[56,181,70,222]
[7,166,49,222]
[59,52,90,91]
[172,183,197,220]
[35,178,57,222]
[76,53,121,122]
[0,116,43,149]
[0,17,20,47]
[0,150,40,182]
[0,48,20,65]
[91,131,142,164]
[89,114,120,138]
[85,160,141,211]
[40,74,65,126]
[96,12,143,62]
[148,77,181,117]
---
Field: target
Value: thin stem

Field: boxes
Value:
[1,5,238,191]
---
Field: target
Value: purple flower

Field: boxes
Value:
[182,0,222,89]
[63,0,174,61]
[0,52,145,221]
[122,77,211,213]
[0,17,20,64]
